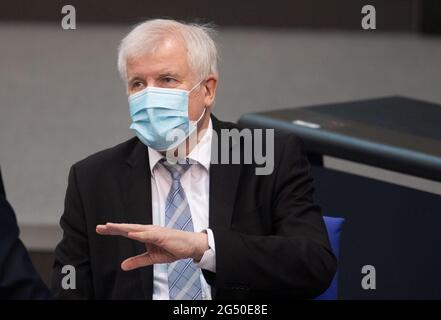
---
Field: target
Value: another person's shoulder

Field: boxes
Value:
[0,195,19,239]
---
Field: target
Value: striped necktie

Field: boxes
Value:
[161,159,203,300]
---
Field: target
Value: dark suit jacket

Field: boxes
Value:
[51,116,336,299]
[0,169,50,299]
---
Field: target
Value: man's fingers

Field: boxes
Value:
[97,224,163,247]
[121,253,153,271]
[126,231,160,244]
[96,223,149,236]
[96,225,127,236]
[103,223,145,232]
[121,252,169,271]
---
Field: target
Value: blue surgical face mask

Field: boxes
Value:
[128,80,205,151]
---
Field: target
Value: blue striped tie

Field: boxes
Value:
[161,159,203,300]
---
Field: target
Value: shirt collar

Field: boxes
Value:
[148,118,213,174]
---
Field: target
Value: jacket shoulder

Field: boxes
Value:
[73,137,139,172]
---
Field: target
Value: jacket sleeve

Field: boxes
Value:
[0,195,50,299]
[213,135,337,299]
[51,164,94,299]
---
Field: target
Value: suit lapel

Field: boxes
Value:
[209,116,242,238]
[120,140,153,299]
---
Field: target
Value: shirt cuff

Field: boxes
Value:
[194,228,216,273]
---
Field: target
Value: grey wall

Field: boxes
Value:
[1,22,441,233]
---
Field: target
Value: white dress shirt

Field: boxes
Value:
[148,119,216,300]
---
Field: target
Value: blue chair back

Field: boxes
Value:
[315,216,344,300]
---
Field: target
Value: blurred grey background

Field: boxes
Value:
[0,0,440,282]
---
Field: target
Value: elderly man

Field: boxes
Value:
[51,19,336,300]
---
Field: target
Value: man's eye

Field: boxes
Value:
[131,81,144,89]
[162,77,177,84]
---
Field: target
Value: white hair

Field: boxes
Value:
[117,19,218,82]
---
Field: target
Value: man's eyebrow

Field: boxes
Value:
[157,71,180,78]
[127,76,143,83]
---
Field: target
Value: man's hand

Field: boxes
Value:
[96,223,209,271]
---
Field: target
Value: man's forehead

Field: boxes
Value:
[126,37,189,76]
[126,62,180,79]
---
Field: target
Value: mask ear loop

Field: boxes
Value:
[186,105,207,153]
[194,106,207,124]
[188,78,208,124]
[188,79,205,94]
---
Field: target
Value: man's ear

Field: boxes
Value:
[203,75,218,107]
